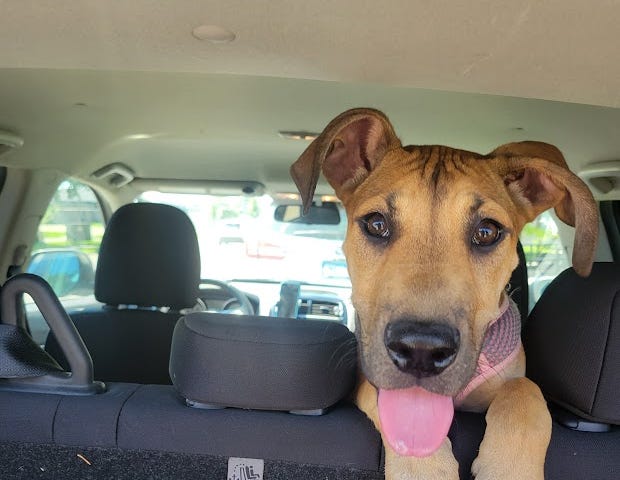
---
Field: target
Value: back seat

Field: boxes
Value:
[0,384,383,478]
[2,266,620,479]
[523,262,620,479]
[0,274,383,479]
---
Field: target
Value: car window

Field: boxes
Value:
[26,179,104,344]
[519,210,570,312]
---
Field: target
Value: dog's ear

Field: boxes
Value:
[491,141,598,277]
[290,108,401,213]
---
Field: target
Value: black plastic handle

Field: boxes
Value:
[1,273,103,394]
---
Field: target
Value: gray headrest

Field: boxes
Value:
[95,203,200,309]
[169,313,357,413]
[524,263,620,425]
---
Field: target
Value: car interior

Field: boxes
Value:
[0,2,619,479]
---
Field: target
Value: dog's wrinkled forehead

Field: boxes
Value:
[346,145,504,232]
[291,107,598,277]
[400,144,487,190]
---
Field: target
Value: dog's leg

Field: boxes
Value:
[471,377,551,480]
[383,438,460,480]
[356,379,460,480]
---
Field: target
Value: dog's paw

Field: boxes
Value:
[471,377,550,480]
[471,449,545,480]
[384,438,459,480]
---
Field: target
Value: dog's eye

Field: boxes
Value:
[472,219,503,247]
[362,212,391,239]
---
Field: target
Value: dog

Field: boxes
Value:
[290,108,598,479]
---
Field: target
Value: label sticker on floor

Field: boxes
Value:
[227,457,264,480]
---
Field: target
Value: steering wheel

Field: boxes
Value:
[199,279,255,315]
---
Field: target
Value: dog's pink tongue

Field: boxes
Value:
[378,387,454,457]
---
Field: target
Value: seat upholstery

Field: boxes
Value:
[170,312,357,412]
[95,202,200,309]
[46,202,201,384]
[525,262,620,425]
[0,384,384,478]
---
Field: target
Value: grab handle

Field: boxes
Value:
[1,273,104,394]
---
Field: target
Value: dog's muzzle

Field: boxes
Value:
[384,320,460,378]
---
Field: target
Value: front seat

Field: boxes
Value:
[45,202,201,384]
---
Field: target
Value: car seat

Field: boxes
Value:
[45,202,201,384]
[523,262,620,478]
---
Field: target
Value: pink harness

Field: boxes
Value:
[455,297,522,405]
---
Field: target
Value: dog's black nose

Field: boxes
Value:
[384,320,460,377]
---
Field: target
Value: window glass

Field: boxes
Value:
[26,179,105,344]
[519,210,570,311]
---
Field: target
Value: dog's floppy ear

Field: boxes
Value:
[290,108,401,213]
[491,141,598,277]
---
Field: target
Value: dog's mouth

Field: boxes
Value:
[378,386,454,457]
[355,313,476,458]
[374,320,458,457]
[360,298,519,458]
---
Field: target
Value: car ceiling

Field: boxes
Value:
[0,1,619,196]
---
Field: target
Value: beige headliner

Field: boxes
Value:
[0,1,619,196]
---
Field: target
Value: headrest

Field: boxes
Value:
[524,263,620,425]
[169,313,357,413]
[95,203,200,309]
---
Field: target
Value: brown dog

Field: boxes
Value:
[291,108,598,479]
